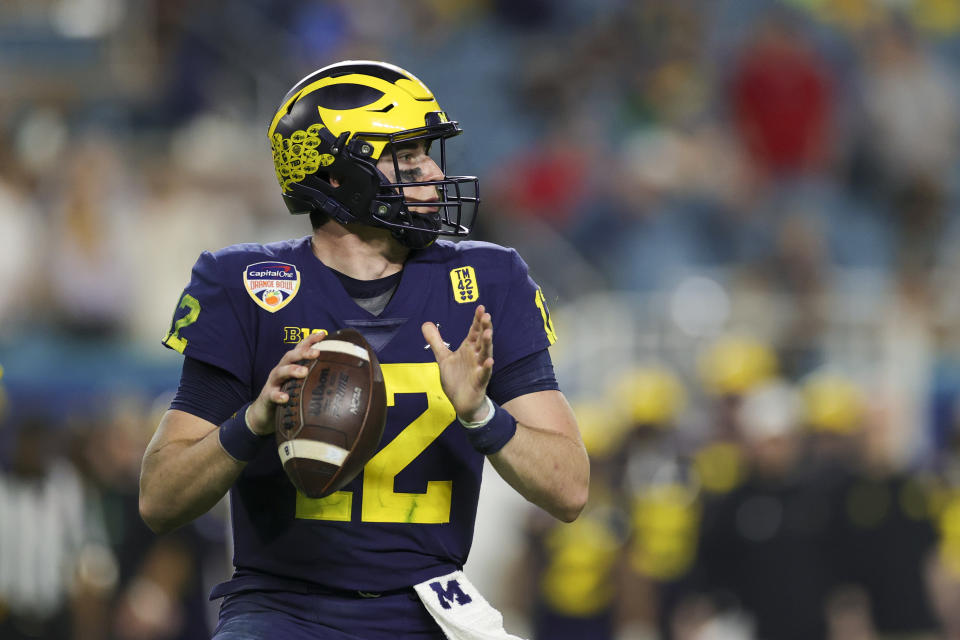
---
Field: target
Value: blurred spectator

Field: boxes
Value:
[493,0,555,31]
[0,365,6,423]
[582,124,752,292]
[859,14,960,195]
[728,11,836,182]
[70,397,227,640]
[488,115,599,231]
[0,415,107,640]
[744,209,830,379]
[128,123,258,344]
[46,135,138,339]
[857,14,960,272]
[0,140,43,339]
[619,3,710,129]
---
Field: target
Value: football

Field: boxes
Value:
[275,329,387,498]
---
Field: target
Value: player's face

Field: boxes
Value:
[377,141,444,214]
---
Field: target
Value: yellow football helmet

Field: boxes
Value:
[801,371,865,434]
[612,365,686,427]
[268,60,480,248]
[697,335,777,396]
[572,401,630,459]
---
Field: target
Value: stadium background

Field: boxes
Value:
[2,0,960,638]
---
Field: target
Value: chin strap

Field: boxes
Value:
[286,171,442,248]
[285,182,357,225]
[393,210,441,249]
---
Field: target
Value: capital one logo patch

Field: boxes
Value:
[429,579,473,610]
[243,261,301,312]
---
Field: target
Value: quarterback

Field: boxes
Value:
[139,61,589,639]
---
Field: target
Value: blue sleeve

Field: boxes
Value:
[161,251,255,386]
[490,250,558,373]
[169,357,251,425]
[487,348,558,406]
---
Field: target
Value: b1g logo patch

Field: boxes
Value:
[283,326,327,344]
[243,262,301,312]
[449,266,478,303]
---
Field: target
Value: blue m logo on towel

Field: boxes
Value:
[429,579,474,610]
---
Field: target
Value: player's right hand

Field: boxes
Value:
[246,331,328,435]
[422,304,494,423]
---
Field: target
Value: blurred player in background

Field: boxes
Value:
[519,401,631,640]
[681,380,835,640]
[615,366,700,640]
[518,364,697,640]
[138,60,588,640]
[803,371,939,640]
[0,414,90,640]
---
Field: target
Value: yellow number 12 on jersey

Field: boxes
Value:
[295,362,457,524]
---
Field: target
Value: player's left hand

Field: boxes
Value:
[422,305,493,423]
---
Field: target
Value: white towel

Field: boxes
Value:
[414,570,527,640]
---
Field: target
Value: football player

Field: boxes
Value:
[139,60,589,640]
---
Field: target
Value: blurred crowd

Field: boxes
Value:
[0,371,228,640]
[514,338,960,640]
[3,0,960,638]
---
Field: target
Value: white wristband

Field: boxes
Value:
[458,397,495,429]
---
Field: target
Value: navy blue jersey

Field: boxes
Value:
[162,236,557,595]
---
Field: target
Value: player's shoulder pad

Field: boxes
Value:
[193,237,307,286]
[426,239,529,280]
[206,237,304,266]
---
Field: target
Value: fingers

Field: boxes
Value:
[282,330,328,365]
[465,307,494,404]
[471,306,493,366]
[465,305,485,343]
[268,363,310,403]
[426,307,493,366]
[269,331,329,403]
[248,331,330,434]
[421,321,449,361]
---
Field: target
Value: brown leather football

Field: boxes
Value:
[275,329,386,499]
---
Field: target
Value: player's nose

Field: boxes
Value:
[419,156,444,183]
